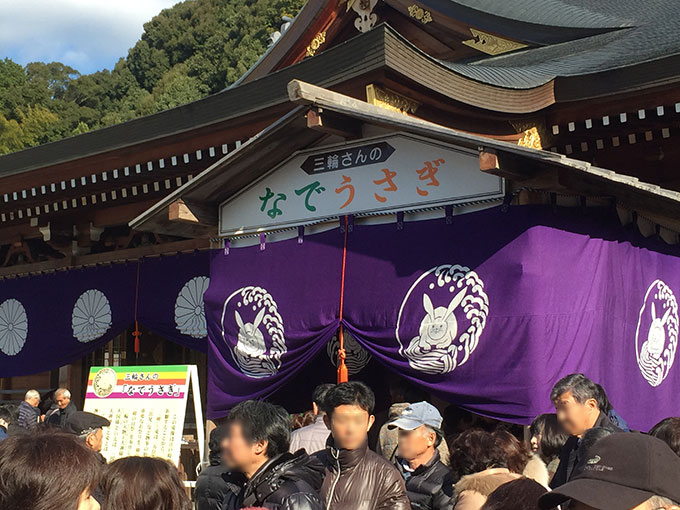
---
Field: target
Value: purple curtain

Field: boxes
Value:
[137,251,210,352]
[206,206,680,430]
[205,232,342,418]
[0,251,210,377]
[0,263,136,377]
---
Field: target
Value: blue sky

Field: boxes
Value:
[0,0,180,74]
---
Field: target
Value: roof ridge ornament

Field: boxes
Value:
[462,28,528,56]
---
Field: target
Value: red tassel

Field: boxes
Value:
[337,326,348,383]
[133,321,141,354]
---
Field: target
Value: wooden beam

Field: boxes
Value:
[0,239,210,278]
[168,199,217,227]
[479,149,539,181]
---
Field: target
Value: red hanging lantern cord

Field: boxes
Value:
[133,260,141,356]
[337,216,349,383]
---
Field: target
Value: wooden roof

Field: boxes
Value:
[130,80,680,239]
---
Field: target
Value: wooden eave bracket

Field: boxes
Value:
[168,199,217,227]
[479,148,561,189]
[306,107,362,139]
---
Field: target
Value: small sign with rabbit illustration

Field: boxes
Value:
[636,279,679,387]
[221,286,286,378]
[396,264,489,374]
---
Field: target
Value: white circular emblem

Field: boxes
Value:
[327,330,371,375]
[72,289,112,343]
[221,286,285,378]
[396,264,489,374]
[175,276,209,338]
[92,367,117,398]
[0,298,28,356]
[635,279,678,387]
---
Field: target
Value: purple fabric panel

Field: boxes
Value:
[343,206,680,430]
[137,251,210,353]
[0,263,136,376]
[204,205,680,429]
[205,230,343,418]
[0,251,212,377]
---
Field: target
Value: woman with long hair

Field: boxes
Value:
[529,413,569,483]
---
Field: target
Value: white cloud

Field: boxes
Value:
[0,0,181,74]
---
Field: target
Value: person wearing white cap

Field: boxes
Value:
[389,401,454,510]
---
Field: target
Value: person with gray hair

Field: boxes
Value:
[389,401,453,510]
[549,374,623,489]
[46,387,77,428]
[64,411,110,465]
[17,390,41,432]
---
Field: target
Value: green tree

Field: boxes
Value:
[0,0,306,155]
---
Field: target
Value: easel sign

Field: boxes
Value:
[83,365,204,466]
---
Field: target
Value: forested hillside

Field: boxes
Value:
[0,0,304,155]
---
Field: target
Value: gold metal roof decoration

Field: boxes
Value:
[462,28,528,55]
[305,31,327,57]
[517,126,543,150]
[408,4,433,24]
[366,84,420,115]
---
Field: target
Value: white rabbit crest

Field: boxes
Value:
[396,264,489,375]
[417,289,467,349]
[235,308,266,357]
[636,280,679,387]
[221,286,286,378]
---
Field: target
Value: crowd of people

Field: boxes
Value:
[1,373,680,510]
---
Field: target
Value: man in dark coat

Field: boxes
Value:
[220,400,324,510]
[64,411,110,465]
[17,390,41,432]
[313,381,411,510]
[549,374,623,488]
[46,388,77,428]
[196,426,236,510]
[390,402,453,510]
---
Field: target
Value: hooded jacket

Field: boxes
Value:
[222,450,324,510]
[396,450,453,510]
[314,439,411,510]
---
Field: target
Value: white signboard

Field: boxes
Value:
[219,133,503,236]
[83,364,204,466]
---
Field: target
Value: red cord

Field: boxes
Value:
[133,260,141,354]
[337,216,349,383]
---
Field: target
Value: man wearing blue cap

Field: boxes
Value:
[389,402,453,510]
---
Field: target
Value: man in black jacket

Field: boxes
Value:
[46,388,77,428]
[196,426,237,510]
[390,402,452,510]
[549,374,623,488]
[220,399,324,510]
